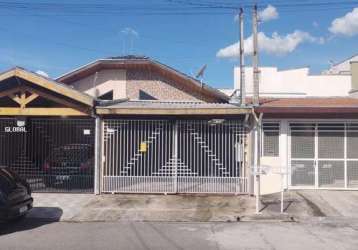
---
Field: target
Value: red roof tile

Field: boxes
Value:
[255,97,358,113]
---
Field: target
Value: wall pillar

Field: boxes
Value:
[94,116,102,195]
[280,120,289,189]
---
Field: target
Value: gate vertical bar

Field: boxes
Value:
[173,121,178,193]
[344,123,348,189]
[314,124,319,188]
[94,117,102,195]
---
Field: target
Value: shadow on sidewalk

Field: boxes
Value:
[0,207,63,236]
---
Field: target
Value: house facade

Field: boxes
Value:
[0,55,357,196]
[251,60,358,194]
[0,56,251,195]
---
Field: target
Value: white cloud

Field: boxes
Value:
[121,27,139,37]
[329,8,358,36]
[216,30,324,58]
[36,70,49,78]
[258,5,278,22]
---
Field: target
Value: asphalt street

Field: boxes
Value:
[1,218,358,250]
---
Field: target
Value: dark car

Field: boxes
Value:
[0,166,33,221]
[42,144,94,187]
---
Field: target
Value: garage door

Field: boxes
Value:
[0,118,95,193]
[102,119,247,194]
[290,122,358,189]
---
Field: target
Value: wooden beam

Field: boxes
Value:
[23,86,90,114]
[22,93,39,106]
[0,70,15,82]
[0,107,88,116]
[0,87,22,99]
[96,108,251,115]
[9,91,39,108]
[15,68,94,106]
[10,93,22,105]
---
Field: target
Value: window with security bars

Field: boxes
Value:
[262,122,280,157]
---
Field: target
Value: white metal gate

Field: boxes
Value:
[102,119,247,194]
[290,122,358,189]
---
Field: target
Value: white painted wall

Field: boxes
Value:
[70,69,127,99]
[233,66,351,97]
[259,120,289,195]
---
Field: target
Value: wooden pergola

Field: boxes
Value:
[0,68,94,116]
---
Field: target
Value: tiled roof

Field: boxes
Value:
[98,100,243,109]
[255,97,358,113]
[259,97,358,107]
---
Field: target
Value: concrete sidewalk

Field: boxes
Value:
[27,190,358,222]
[28,193,256,222]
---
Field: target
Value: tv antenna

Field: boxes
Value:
[195,64,207,85]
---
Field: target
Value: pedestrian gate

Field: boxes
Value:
[102,120,247,194]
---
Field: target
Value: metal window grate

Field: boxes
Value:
[291,160,315,186]
[262,122,280,157]
[291,131,315,159]
[318,160,345,188]
[347,161,358,188]
[318,131,344,159]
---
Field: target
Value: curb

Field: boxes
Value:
[239,214,297,222]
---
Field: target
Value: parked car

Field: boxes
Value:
[0,166,33,221]
[42,144,94,187]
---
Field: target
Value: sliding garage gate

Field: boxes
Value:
[290,122,358,189]
[102,119,247,194]
[0,118,95,193]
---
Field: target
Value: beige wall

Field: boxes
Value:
[351,62,358,93]
[260,157,284,195]
[258,120,289,195]
[68,68,204,102]
[126,68,202,101]
[70,69,127,99]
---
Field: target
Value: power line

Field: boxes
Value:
[0,1,356,16]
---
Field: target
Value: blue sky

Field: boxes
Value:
[0,1,357,89]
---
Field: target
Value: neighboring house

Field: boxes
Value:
[252,59,358,194]
[221,66,351,98]
[322,54,358,75]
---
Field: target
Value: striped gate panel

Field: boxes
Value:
[102,120,176,193]
[177,120,247,193]
[102,119,247,194]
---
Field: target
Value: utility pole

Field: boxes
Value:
[239,7,246,106]
[252,4,261,214]
[252,4,259,106]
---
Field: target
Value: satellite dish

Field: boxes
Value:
[195,64,207,79]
